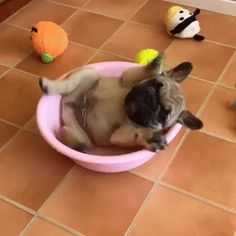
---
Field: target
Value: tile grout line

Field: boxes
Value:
[48,0,149,23]
[68,40,97,51]
[19,216,38,236]
[13,67,40,78]
[20,215,84,236]
[0,194,36,215]
[199,129,236,144]
[8,0,99,134]
[0,193,84,236]
[58,0,93,27]
[0,0,33,25]
[188,74,215,85]
[99,50,133,61]
[2,1,90,131]
[1,0,235,52]
[19,165,77,235]
[0,116,40,137]
[190,74,236,91]
[44,1,236,50]
[5,23,30,32]
[0,5,234,156]
[8,52,235,143]
[0,48,33,80]
[7,1,97,145]
[124,183,157,236]
[13,165,85,236]
[27,3,152,212]
[125,128,236,236]
[218,83,236,91]
[38,215,85,236]
[37,166,76,213]
[124,40,185,236]
[147,50,236,223]
[68,0,165,235]
[144,39,184,183]
[13,2,158,221]
[0,127,40,152]
[46,0,80,9]
[0,21,86,236]
[4,24,236,51]
[205,39,236,50]
[0,68,11,80]
[0,48,41,148]
[0,49,41,137]
[155,134,190,181]
[1,2,235,234]
[0,118,21,129]
[126,47,236,235]
[216,51,236,84]
[2,24,235,83]
[82,23,125,64]
[159,182,236,216]
[124,41,236,235]
[22,115,38,134]
[120,33,178,186]
[0,62,11,67]
[82,8,128,21]
[157,47,236,182]
[82,0,149,65]
[0,129,26,152]
[196,50,236,118]
[76,5,236,50]
[129,169,155,182]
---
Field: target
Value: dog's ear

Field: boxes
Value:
[178,110,203,130]
[163,62,193,83]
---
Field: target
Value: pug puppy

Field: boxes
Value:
[39,58,203,152]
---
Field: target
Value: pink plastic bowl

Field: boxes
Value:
[36,62,182,173]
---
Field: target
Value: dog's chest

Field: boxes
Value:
[87,79,130,145]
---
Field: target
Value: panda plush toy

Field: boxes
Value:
[165,6,205,41]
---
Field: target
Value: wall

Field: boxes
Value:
[164,0,236,16]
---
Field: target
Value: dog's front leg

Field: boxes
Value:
[121,55,164,87]
[110,124,168,152]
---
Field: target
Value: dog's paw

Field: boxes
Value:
[39,77,48,94]
[146,131,168,152]
[60,126,91,153]
[145,54,163,71]
[146,141,167,152]
[39,76,57,94]
[74,143,88,153]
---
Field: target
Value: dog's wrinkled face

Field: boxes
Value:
[125,62,203,130]
[125,79,172,128]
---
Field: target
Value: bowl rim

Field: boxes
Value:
[36,61,183,164]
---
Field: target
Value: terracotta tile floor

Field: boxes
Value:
[0,0,236,235]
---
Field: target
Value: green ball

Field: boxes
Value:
[41,53,54,63]
[135,49,159,66]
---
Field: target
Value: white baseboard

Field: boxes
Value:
[163,0,236,16]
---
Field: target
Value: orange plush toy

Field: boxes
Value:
[31,21,68,63]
